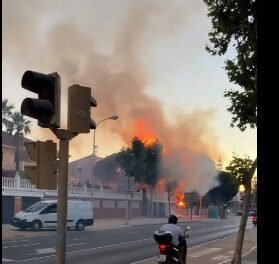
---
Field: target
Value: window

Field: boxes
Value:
[40,204,57,214]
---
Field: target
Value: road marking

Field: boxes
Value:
[3,243,40,249]
[67,243,86,247]
[3,240,29,244]
[2,258,15,262]
[36,248,56,254]
[72,238,84,241]
[212,255,230,261]
[217,245,257,264]
[14,238,152,263]
[189,247,221,257]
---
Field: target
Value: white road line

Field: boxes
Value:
[67,243,86,247]
[217,245,257,264]
[3,243,40,249]
[36,248,56,254]
[2,258,15,262]
[72,238,84,241]
[3,240,30,244]
[212,255,230,261]
[15,238,152,263]
[189,247,221,257]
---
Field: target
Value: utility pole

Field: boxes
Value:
[51,129,77,264]
[125,175,130,225]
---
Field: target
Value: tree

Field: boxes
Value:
[131,137,146,184]
[203,0,257,262]
[204,0,256,131]
[2,99,14,129]
[225,153,256,263]
[5,111,32,176]
[144,140,163,216]
[216,156,223,171]
[116,147,136,178]
[166,179,178,216]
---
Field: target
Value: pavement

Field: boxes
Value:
[139,227,257,264]
[2,215,206,241]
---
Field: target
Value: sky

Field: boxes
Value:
[2,0,256,172]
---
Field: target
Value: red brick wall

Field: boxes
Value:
[94,208,141,218]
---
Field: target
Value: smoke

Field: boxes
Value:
[3,0,221,194]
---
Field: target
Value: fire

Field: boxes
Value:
[134,119,156,145]
[175,192,186,209]
[156,179,167,193]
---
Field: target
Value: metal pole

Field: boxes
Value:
[190,205,193,222]
[91,129,96,209]
[56,139,69,264]
[125,176,129,225]
[199,195,202,216]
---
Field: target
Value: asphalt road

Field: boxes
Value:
[2,217,252,264]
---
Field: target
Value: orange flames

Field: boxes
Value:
[175,192,187,209]
[134,119,156,145]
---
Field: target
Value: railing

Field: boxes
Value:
[2,177,16,188]
[2,177,166,202]
[20,179,36,189]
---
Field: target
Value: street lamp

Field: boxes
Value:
[90,115,119,208]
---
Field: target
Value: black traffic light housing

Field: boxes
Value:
[21,70,61,128]
[68,84,97,133]
[24,140,57,190]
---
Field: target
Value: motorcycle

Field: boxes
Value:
[154,226,190,264]
[252,214,257,226]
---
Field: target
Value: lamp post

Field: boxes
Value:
[90,115,118,208]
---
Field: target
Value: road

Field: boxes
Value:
[2,217,252,264]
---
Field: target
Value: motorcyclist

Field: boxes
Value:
[160,214,186,263]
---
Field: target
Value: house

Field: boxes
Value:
[2,131,34,177]
[68,154,103,185]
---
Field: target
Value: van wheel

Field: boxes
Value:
[31,220,42,231]
[75,220,85,231]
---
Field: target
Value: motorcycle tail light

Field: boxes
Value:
[159,244,167,251]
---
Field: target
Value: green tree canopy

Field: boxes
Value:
[225,153,254,187]
[204,0,256,131]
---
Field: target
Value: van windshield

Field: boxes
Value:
[24,202,48,213]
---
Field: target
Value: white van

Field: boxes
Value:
[11,200,94,231]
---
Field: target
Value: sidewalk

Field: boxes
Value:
[141,228,257,264]
[2,216,205,240]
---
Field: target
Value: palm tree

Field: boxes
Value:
[5,112,32,176]
[2,99,14,129]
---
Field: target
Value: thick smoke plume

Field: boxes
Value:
[3,0,220,194]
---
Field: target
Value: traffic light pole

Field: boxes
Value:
[51,128,77,264]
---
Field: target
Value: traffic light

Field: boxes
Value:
[24,140,57,190]
[21,70,61,128]
[68,84,97,133]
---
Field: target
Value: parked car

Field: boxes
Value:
[11,200,94,231]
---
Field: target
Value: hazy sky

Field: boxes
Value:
[3,0,256,167]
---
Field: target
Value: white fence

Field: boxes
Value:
[2,177,171,202]
[2,177,144,201]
